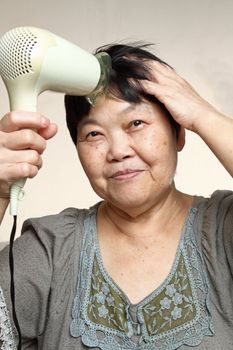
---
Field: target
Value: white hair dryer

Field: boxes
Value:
[0,26,111,215]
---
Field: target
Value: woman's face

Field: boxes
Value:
[77,97,184,213]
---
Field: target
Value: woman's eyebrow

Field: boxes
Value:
[78,104,139,129]
[78,118,101,128]
[118,104,137,116]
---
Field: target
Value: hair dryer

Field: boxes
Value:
[0,26,111,215]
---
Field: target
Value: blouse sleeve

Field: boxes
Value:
[200,190,233,264]
[198,190,233,308]
[0,207,83,349]
[218,190,233,271]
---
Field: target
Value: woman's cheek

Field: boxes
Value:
[132,130,160,157]
[78,143,106,176]
[136,131,176,168]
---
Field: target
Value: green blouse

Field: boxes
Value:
[70,206,213,349]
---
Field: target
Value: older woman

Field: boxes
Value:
[0,43,232,350]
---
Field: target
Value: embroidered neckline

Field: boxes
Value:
[0,287,16,350]
[93,210,185,308]
[70,204,214,349]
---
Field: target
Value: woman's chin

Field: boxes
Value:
[105,192,154,213]
[97,183,176,215]
[92,178,175,214]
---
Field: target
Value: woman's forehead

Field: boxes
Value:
[88,97,154,119]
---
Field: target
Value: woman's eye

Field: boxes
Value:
[130,120,144,128]
[86,131,101,140]
[87,131,98,137]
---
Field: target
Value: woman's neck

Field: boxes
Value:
[97,188,194,241]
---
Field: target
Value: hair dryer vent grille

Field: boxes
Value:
[0,27,37,80]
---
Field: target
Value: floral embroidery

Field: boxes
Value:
[165,284,176,297]
[0,287,16,350]
[140,253,196,337]
[70,206,214,349]
[88,256,130,334]
[173,293,183,305]
[171,307,182,320]
[160,297,171,310]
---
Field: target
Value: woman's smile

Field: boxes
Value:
[109,169,144,181]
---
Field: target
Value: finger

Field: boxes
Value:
[0,162,40,182]
[1,149,43,168]
[0,111,50,132]
[146,64,175,87]
[141,79,168,101]
[38,123,58,140]
[148,61,184,84]
[150,60,175,75]
[2,129,47,154]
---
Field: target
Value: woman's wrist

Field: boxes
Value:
[0,184,10,199]
[0,197,10,225]
[0,193,10,199]
[191,108,224,135]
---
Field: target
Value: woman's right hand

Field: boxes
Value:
[0,111,57,198]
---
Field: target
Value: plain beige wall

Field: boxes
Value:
[0,0,232,242]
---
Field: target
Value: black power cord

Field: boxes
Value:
[9,215,22,350]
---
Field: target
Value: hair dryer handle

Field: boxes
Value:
[10,178,26,216]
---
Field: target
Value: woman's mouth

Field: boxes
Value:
[110,169,144,181]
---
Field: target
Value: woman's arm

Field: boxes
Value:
[0,198,9,224]
[193,110,233,177]
[142,61,233,177]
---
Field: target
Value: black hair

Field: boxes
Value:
[65,42,180,145]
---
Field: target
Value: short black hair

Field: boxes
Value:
[65,42,180,145]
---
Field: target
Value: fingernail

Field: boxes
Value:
[41,117,49,126]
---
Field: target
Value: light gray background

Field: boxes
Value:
[0,0,232,242]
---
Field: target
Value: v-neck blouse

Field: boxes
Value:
[70,204,213,349]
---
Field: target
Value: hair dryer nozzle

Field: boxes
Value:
[86,52,111,106]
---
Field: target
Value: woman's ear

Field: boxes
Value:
[177,127,185,152]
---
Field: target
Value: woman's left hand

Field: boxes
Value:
[142,61,233,177]
[142,61,219,132]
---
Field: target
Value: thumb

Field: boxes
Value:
[38,123,58,140]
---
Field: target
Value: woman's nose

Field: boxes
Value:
[106,133,135,162]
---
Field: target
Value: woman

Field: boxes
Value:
[0,43,232,350]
